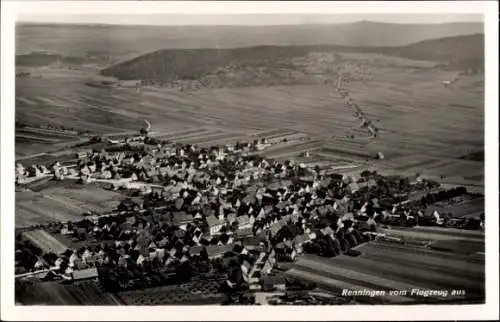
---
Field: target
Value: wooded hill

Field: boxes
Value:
[100,34,484,85]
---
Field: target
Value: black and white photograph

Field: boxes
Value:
[1,1,498,321]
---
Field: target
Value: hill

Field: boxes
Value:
[384,33,484,70]
[99,34,484,88]
[16,21,483,66]
[16,52,91,67]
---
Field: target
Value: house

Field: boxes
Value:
[232,243,248,255]
[151,186,164,196]
[239,236,262,251]
[60,224,73,235]
[429,209,444,225]
[319,226,335,239]
[69,252,80,267]
[347,182,360,193]
[158,237,170,248]
[34,258,47,270]
[235,227,253,238]
[262,275,287,292]
[241,260,253,282]
[279,214,291,226]
[275,242,296,262]
[293,234,312,254]
[206,215,223,235]
[172,212,194,226]
[358,181,368,189]
[72,267,99,281]
[192,230,203,244]
[136,253,147,265]
[118,255,128,267]
[63,267,74,280]
[73,257,86,270]
[205,244,233,259]
[330,173,344,182]
[76,151,90,159]
[261,250,276,274]
[237,215,252,229]
[149,250,158,261]
[269,222,284,237]
[248,269,262,285]
[226,213,237,224]
[189,245,204,257]
[366,179,377,188]
[174,198,184,210]
[256,207,266,220]
[156,248,166,261]
[358,217,377,232]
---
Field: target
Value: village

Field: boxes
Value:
[14,127,485,305]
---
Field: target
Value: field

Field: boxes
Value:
[15,50,485,240]
[284,232,485,304]
[16,59,483,185]
[15,23,485,188]
[15,272,225,306]
[11,22,488,309]
[15,280,123,305]
[116,276,227,305]
[15,184,124,228]
[427,197,485,218]
[379,225,485,245]
[21,229,68,254]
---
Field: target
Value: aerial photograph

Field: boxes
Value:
[13,12,486,306]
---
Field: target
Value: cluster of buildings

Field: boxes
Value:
[15,133,481,296]
[15,163,52,184]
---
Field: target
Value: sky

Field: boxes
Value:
[18,14,483,26]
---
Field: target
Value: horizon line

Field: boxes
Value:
[16,20,483,28]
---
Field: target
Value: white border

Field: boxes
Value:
[1,1,498,321]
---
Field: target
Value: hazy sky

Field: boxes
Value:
[19,14,483,26]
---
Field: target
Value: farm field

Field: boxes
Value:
[284,236,484,304]
[11,22,488,309]
[427,197,485,218]
[379,225,485,246]
[16,151,79,168]
[15,51,484,235]
[15,280,123,305]
[15,184,124,228]
[151,126,259,148]
[16,58,483,183]
[21,229,68,254]
[116,276,226,305]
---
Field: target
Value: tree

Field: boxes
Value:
[360,170,372,178]
[239,292,256,305]
[346,232,359,248]
[303,242,320,255]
